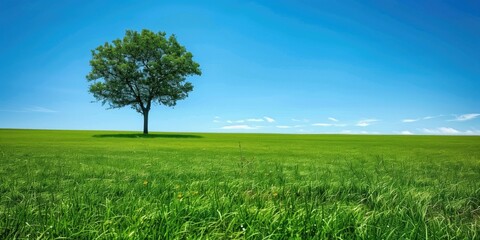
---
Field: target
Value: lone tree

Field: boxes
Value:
[87,29,201,134]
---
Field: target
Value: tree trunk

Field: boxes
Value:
[143,110,149,134]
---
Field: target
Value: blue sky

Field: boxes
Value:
[1,0,479,135]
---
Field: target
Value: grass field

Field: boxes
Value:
[0,129,479,239]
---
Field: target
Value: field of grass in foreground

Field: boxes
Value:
[0,129,479,239]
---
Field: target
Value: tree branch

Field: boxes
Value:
[105,70,145,111]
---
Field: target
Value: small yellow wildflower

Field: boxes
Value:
[143,180,148,186]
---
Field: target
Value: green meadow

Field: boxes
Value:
[0,129,479,239]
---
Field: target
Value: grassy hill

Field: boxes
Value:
[1,129,479,239]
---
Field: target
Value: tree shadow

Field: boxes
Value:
[92,133,203,139]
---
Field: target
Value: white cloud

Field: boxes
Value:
[400,131,413,135]
[422,127,460,135]
[277,125,304,129]
[25,106,57,113]
[226,120,245,123]
[0,109,23,113]
[423,115,443,120]
[264,117,275,123]
[213,116,221,123]
[221,125,257,130]
[0,106,57,113]
[422,128,480,135]
[422,128,437,134]
[402,119,419,123]
[246,118,264,122]
[312,123,332,127]
[438,127,459,134]
[402,115,444,123]
[312,123,347,127]
[465,130,480,135]
[223,117,272,125]
[292,118,309,122]
[328,117,339,122]
[356,119,378,127]
[340,130,379,134]
[450,113,480,121]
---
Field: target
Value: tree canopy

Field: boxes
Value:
[86,29,201,134]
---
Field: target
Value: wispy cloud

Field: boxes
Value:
[400,130,413,135]
[246,118,264,122]
[328,117,339,122]
[264,116,275,123]
[340,130,380,134]
[226,120,245,123]
[276,125,303,129]
[0,109,23,113]
[312,117,346,127]
[439,127,460,134]
[402,119,419,123]
[423,115,443,120]
[311,123,347,127]
[292,118,309,122]
[213,116,221,123]
[26,107,57,113]
[312,123,333,127]
[356,119,378,127]
[449,113,480,122]
[402,115,444,123]
[1,106,57,113]
[421,128,437,134]
[220,116,274,124]
[422,127,460,135]
[221,125,258,130]
[465,130,480,135]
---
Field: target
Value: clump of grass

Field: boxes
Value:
[0,129,479,239]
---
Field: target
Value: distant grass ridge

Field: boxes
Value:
[93,133,203,138]
[0,129,479,239]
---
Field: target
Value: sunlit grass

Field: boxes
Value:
[1,129,479,239]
